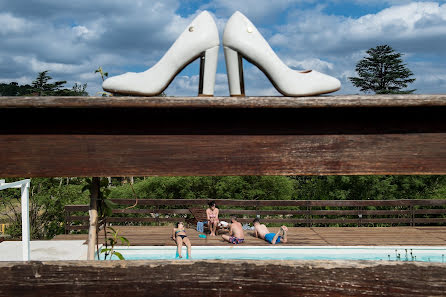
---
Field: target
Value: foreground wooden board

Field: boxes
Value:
[1,95,445,176]
[1,94,446,108]
[0,260,445,296]
[1,134,445,176]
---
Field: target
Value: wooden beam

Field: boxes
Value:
[1,94,446,108]
[0,260,445,296]
[1,95,445,177]
[102,199,446,207]
[1,134,445,176]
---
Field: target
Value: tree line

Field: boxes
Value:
[0,70,88,96]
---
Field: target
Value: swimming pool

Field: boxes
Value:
[98,246,446,262]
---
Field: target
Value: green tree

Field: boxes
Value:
[292,175,446,201]
[108,176,295,201]
[1,74,88,97]
[349,45,416,94]
[0,82,32,96]
[28,70,89,96]
[57,83,89,96]
[1,177,90,239]
[31,70,67,96]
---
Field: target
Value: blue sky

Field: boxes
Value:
[0,0,445,96]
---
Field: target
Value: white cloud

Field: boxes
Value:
[0,75,33,85]
[284,58,334,72]
[272,2,446,55]
[348,2,446,40]
[72,25,102,41]
[348,0,446,5]
[0,13,29,34]
[12,56,87,74]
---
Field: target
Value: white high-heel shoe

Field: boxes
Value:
[103,11,219,96]
[223,11,341,96]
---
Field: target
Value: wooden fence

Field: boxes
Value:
[65,199,446,232]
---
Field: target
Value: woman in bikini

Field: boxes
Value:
[171,222,191,258]
[206,201,219,236]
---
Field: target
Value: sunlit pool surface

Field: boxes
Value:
[98,246,446,262]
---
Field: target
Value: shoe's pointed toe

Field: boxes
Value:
[309,71,341,95]
[331,77,342,92]
[102,73,134,94]
[285,70,341,96]
[102,76,118,93]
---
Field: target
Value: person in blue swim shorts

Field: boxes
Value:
[253,218,288,244]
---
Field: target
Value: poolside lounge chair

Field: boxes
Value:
[187,207,209,231]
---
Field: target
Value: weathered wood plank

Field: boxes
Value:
[1,95,446,108]
[219,209,308,215]
[414,218,446,223]
[414,209,446,214]
[1,96,445,176]
[64,205,89,211]
[311,210,413,215]
[107,217,159,223]
[65,225,89,230]
[66,216,89,221]
[1,133,445,176]
[112,209,190,214]
[103,199,446,207]
[0,260,445,297]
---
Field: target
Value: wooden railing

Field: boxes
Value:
[2,95,446,177]
[64,199,446,232]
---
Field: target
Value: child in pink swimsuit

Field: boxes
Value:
[206,201,219,236]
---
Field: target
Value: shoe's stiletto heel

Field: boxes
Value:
[224,46,245,97]
[103,11,219,96]
[223,11,341,97]
[199,46,219,96]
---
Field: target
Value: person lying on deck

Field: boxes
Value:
[172,222,191,258]
[222,216,245,244]
[252,218,288,244]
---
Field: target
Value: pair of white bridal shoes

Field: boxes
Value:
[102,11,341,97]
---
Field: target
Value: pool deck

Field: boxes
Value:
[53,226,446,246]
[0,240,87,261]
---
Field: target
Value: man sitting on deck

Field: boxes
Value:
[253,218,288,244]
[222,216,245,244]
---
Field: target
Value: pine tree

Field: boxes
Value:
[349,45,416,94]
[31,70,67,96]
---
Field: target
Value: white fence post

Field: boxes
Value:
[21,181,30,261]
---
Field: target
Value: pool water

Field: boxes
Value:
[98,246,446,262]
